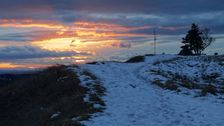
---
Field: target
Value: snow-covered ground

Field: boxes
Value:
[80,55,224,126]
[140,56,224,95]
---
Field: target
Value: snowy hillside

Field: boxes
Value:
[140,56,224,96]
[80,55,224,126]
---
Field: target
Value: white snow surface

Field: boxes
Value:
[80,55,224,126]
[140,56,224,87]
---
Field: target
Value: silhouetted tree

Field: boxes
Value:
[183,23,204,55]
[180,23,215,55]
[178,45,193,56]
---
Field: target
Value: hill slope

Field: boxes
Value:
[81,55,224,126]
[0,65,105,126]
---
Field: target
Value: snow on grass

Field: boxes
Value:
[80,54,224,126]
[69,66,106,110]
[140,55,224,96]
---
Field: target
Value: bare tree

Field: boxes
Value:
[201,28,215,52]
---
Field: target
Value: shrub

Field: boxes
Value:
[152,80,164,88]
[153,80,179,91]
[86,62,98,65]
[145,54,155,56]
[201,84,218,96]
[125,56,145,63]
[220,86,224,93]
[181,80,196,89]
[164,80,179,91]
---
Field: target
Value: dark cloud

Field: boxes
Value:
[1,0,223,14]
[111,42,132,48]
[0,35,31,42]
[0,46,91,60]
[0,32,38,42]
[0,0,223,34]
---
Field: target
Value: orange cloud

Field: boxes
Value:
[0,62,50,69]
[74,21,152,32]
[0,19,150,41]
[72,21,150,43]
[1,19,151,53]
[75,30,148,38]
[0,63,23,69]
[18,20,150,47]
[0,20,154,69]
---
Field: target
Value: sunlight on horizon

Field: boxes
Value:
[1,20,223,70]
[0,62,51,69]
[0,20,147,69]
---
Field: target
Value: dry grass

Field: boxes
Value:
[180,79,196,89]
[0,65,105,126]
[153,57,181,65]
[153,80,179,91]
[150,56,224,96]
[201,84,218,96]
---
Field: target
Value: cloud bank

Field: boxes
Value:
[0,46,90,60]
[0,0,223,34]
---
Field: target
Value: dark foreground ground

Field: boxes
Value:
[0,65,105,126]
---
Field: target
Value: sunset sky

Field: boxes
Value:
[0,0,224,70]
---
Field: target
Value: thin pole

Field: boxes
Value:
[153,28,157,55]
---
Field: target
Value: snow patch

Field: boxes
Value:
[50,112,61,119]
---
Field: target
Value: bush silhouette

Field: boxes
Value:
[179,45,193,56]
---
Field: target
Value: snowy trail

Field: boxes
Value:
[81,56,224,126]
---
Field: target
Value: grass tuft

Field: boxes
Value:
[153,80,179,91]
[201,84,218,96]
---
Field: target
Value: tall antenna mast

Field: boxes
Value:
[153,28,157,55]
